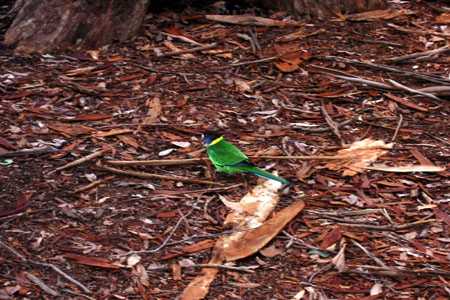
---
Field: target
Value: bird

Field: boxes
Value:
[202,132,289,185]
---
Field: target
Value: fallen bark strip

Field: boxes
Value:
[98,162,221,185]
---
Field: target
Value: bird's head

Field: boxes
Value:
[201,131,222,146]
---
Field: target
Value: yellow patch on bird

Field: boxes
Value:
[210,136,224,146]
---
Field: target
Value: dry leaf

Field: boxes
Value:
[370,283,383,296]
[117,135,140,148]
[223,200,305,261]
[320,227,342,250]
[260,244,283,257]
[172,263,182,281]
[94,128,133,138]
[182,239,216,254]
[435,13,450,24]
[324,138,393,176]
[274,44,310,73]
[345,9,413,21]
[127,254,141,267]
[64,253,121,269]
[133,264,149,287]
[48,122,95,137]
[143,97,162,125]
[331,244,346,272]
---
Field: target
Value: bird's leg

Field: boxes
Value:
[204,160,216,180]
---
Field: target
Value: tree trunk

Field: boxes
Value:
[4,0,386,54]
[4,0,150,53]
[261,0,387,18]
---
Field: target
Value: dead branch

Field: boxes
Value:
[385,44,450,63]
[98,162,221,185]
[47,148,109,175]
[158,43,218,58]
[387,79,441,101]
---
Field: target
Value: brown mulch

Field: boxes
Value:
[1,1,449,299]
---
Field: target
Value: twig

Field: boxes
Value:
[387,79,441,101]
[98,162,221,185]
[0,239,92,294]
[385,43,450,63]
[350,37,402,47]
[205,14,300,27]
[127,209,193,254]
[337,218,435,231]
[318,72,394,90]
[282,231,335,253]
[384,93,428,112]
[148,262,258,273]
[229,55,279,67]
[105,158,204,166]
[25,272,60,297]
[320,55,450,85]
[321,103,345,146]
[104,154,355,168]
[48,149,109,175]
[391,114,403,142]
[348,264,450,277]
[351,240,388,268]
[157,43,217,58]
[73,176,114,193]
[186,263,258,273]
[34,262,92,294]
[387,23,450,38]
[0,146,57,159]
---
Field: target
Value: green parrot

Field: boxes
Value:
[202,133,289,185]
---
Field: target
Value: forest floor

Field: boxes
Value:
[1,1,449,299]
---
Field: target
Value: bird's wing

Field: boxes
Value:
[207,139,248,166]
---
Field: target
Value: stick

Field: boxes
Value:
[320,55,450,85]
[98,162,221,185]
[47,149,109,175]
[385,44,450,63]
[391,114,403,142]
[25,272,60,297]
[387,79,441,101]
[127,209,193,255]
[158,43,217,58]
[0,146,57,159]
[319,72,394,90]
[351,240,388,268]
[229,55,279,67]
[73,176,114,193]
[104,154,359,167]
[0,239,92,294]
[321,103,346,146]
[105,158,204,166]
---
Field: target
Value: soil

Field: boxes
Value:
[0,1,449,299]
